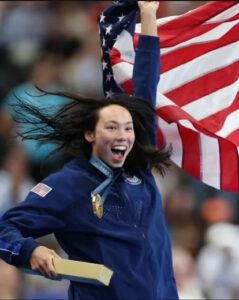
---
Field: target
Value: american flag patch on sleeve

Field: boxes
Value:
[31,183,52,197]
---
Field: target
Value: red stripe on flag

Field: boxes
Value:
[110,47,123,66]
[160,23,239,72]
[178,125,201,180]
[219,139,239,192]
[121,79,133,94]
[156,105,220,139]
[227,128,239,147]
[133,33,139,49]
[156,105,200,125]
[157,1,237,42]
[200,91,239,134]
[165,61,239,106]
[229,13,239,22]
[159,22,218,48]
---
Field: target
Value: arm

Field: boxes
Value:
[132,1,160,144]
[0,176,70,278]
[133,1,160,103]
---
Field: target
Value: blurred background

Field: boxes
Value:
[0,1,239,299]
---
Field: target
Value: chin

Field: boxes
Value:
[109,161,125,168]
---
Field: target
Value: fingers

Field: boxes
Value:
[138,1,160,11]
[138,1,158,36]
[32,254,56,278]
[30,246,61,279]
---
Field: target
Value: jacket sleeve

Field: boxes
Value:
[0,175,73,268]
[132,35,160,145]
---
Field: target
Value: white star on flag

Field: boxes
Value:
[118,14,125,22]
[99,13,106,23]
[105,24,112,35]
[102,60,108,70]
[106,73,113,82]
[106,89,114,98]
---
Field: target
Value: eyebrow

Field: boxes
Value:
[106,121,133,125]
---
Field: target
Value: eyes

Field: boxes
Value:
[106,125,116,130]
[125,126,134,132]
[105,125,133,132]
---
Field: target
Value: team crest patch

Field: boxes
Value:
[31,183,52,197]
[123,173,142,185]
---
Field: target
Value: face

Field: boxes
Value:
[85,104,135,168]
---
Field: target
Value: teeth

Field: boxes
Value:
[112,146,127,151]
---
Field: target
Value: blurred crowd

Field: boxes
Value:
[0,1,238,299]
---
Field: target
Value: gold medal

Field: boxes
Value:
[91,194,103,219]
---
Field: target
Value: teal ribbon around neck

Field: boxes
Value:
[90,156,121,204]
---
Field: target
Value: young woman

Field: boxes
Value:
[0,2,178,299]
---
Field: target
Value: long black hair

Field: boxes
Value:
[14,90,171,175]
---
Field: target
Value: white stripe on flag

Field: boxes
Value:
[216,109,239,138]
[158,117,183,167]
[161,20,238,55]
[183,78,239,120]
[178,120,198,131]
[156,91,177,108]
[206,4,239,23]
[135,16,179,33]
[114,29,135,63]
[112,62,133,84]
[201,134,220,189]
[159,41,239,93]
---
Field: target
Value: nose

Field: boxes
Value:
[116,128,127,140]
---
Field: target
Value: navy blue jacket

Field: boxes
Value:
[0,36,178,300]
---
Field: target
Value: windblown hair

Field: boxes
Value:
[14,90,172,175]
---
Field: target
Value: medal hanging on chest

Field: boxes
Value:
[90,156,121,219]
[91,193,103,219]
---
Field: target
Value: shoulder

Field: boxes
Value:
[27,163,76,203]
[40,156,91,193]
[28,156,93,204]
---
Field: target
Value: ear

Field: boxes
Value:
[84,131,95,143]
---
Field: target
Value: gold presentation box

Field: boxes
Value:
[22,258,114,286]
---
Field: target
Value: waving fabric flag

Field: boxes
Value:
[98,1,239,193]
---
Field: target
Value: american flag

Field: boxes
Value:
[31,183,52,197]
[98,1,239,193]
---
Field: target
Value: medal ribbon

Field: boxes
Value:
[90,156,120,204]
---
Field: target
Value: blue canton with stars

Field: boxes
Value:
[98,0,138,98]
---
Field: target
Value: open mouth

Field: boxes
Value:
[111,146,127,160]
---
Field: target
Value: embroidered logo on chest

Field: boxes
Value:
[123,173,142,185]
